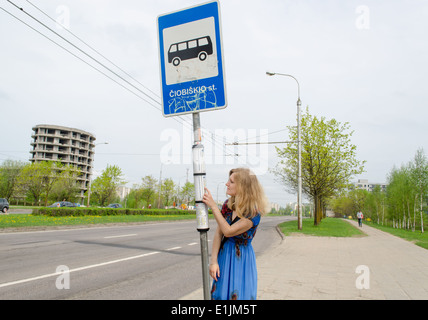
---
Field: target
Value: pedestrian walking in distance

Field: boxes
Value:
[202,168,269,300]
[357,210,364,227]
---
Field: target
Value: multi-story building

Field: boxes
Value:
[29,124,96,201]
[353,179,387,192]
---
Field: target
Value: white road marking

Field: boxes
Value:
[0,251,159,289]
[166,246,182,251]
[188,242,198,246]
[104,234,137,239]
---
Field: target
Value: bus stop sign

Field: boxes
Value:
[157,1,227,117]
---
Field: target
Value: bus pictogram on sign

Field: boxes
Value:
[168,36,213,66]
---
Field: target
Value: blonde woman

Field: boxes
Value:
[202,168,269,300]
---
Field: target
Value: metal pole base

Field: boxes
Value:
[199,230,210,300]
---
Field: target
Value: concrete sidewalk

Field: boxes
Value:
[181,220,428,300]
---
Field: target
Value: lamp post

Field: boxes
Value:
[266,72,302,230]
[158,160,172,209]
[158,163,163,209]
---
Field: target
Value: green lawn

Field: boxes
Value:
[364,221,428,250]
[279,217,428,250]
[279,217,366,237]
[0,214,196,229]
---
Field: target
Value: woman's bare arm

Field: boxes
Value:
[202,188,253,237]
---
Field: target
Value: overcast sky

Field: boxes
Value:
[1,0,427,207]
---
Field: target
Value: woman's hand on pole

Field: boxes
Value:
[202,187,216,210]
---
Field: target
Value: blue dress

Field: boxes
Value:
[211,200,261,300]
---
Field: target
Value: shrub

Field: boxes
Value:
[32,207,196,217]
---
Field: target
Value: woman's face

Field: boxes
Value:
[226,173,237,196]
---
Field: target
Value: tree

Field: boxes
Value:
[386,165,416,229]
[161,178,176,207]
[180,181,195,207]
[350,189,368,215]
[0,159,26,200]
[273,108,365,226]
[366,185,386,225]
[408,148,428,233]
[141,175,157,208]
[330,188,370,219]
[334,193,354,217]
[90,165,126,206]
[16,161,64,206]
[49,165,81,203]
[329,148,427,231]
[127,184,145,209]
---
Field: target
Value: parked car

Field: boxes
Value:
[48,201,78,208]
[0,198,9,213]
[107,203,122,208]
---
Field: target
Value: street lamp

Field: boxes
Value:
[266,71,302,230]
[158,160,172,208]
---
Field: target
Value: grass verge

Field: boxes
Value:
[0,214,196,230]
[279,217,366,237]
[364,221,428,250]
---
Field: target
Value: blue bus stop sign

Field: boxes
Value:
[157,1,227,117]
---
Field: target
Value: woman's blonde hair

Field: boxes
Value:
[227,168,270,219]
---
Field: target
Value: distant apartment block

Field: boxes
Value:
[117,186,132,200]
[353,179,387,192]
[269,202,280,212]
[30,124,96,200]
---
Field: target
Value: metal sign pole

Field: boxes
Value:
[192,112,210,300]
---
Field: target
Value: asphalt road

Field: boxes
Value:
[0,216,293,300]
